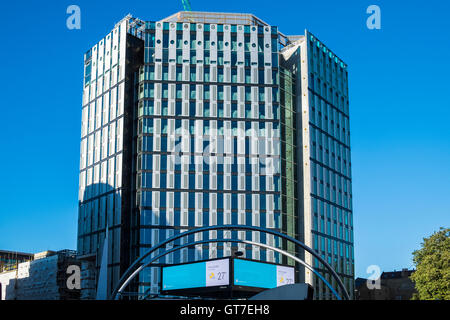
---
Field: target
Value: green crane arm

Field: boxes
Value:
[182,0,192,11]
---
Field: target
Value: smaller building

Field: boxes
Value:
[355,269,416,300]
[0,250,33,273]
[0,250,81,300]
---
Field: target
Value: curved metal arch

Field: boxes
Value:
[123,238,340,300]
[110,225,350,300]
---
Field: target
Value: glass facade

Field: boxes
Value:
[279,68,298,263]
[78,23,127,294]
[277,32,354,300]
[306,34,353,299]
[134,21,283,295]
[77,17,144,297]
[77,13,354,300]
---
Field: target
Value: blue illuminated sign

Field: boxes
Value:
[162,260,205,290]
[161,258,294,291]
[234,259,277,288]
[162,259,229,291]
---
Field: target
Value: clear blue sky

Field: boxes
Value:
[0,0,448,278]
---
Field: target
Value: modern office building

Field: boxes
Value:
[77,11,354,300]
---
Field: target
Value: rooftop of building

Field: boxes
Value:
[1,249,77,273]
[355,269,416,287]
[117,11,273,28]
[160,11,271,26]
[381,269,415,279]
[115,11,299,48]
[354,277,368,289]
[0,250,33,258]
[109,11,347,67]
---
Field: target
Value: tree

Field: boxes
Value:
[410,227,450,300]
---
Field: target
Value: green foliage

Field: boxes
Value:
[410,227,450,300]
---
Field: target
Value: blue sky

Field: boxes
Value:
[0,0,448,278]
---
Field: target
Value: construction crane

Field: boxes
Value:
[182,0,192,11]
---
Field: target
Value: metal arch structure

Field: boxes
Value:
[133,238,341,300]
[110,225,350,300]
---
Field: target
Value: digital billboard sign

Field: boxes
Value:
[161,258,295,293]
[162,258,229,291]
[233,259,295,289]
